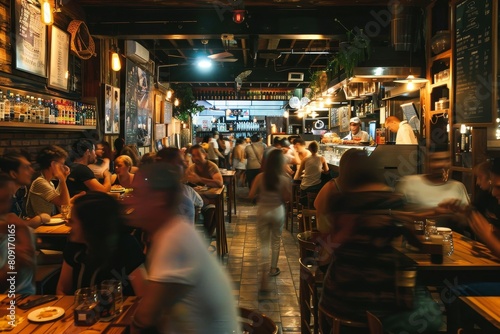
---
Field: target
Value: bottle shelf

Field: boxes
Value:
[430,49,451,62]
[430,81,450,89]
[0,121,96,131]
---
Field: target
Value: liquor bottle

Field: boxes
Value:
[12,94,21,122]
[0,91,4,122]
[7,92,14,122]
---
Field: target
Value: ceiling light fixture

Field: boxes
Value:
[174,98,180,107]
[233,10,245,24]
[166,89,173,101]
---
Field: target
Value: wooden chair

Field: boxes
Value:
[35,264,61,294]
[366,311,384,334]
[300,257,323,334]
[301,209,317,233]
[239,307,278,334]
[318,304,367,334]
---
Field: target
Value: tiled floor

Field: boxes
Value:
[222,186,302,334]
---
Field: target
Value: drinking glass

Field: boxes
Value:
[97,289,115,321]
[424,219,437,240]
[437,227,454,256]
[74,286,98,307]
[60,204,71,220]
[101,279,123,314]
[413,221,424,235]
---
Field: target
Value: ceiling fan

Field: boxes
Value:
[165,40,238,67]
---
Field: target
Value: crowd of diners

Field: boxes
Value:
[2,134,500,333]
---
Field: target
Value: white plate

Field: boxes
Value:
[45,218,65,225]
[27,307,65,322]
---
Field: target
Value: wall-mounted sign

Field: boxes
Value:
[454,0,494,124]
[15,0,46,77]
[48,25,69,91]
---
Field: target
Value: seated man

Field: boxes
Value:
[67,139,111,197]
[0,174,36,295]
[395,150,470,231]
[185,145,223,236]
[0,149,49,228]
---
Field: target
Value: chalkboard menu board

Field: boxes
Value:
[454,0,494,124]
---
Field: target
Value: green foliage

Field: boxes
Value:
[327,26,370,79]
[171,84,204,122]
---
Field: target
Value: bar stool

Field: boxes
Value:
[318,304,368,334]
[300,257,324,334]
[366,311,384,334]
[239,307,278,334]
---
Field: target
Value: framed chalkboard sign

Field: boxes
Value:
[454,0,495,124]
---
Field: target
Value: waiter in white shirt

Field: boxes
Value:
[342,117,370,142]
[385,116,418,144]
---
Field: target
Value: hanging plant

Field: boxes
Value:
[327,19,371,79]
[171,84,204,122]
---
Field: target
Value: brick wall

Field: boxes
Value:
[0,128,97,163]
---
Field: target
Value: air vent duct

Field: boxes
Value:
[391,4,414,52]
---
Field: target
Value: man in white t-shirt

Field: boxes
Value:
[342,117,369,142]
[127,164,240,334]
[385,116,418,144]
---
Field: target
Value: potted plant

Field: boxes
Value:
[171,83,204,122]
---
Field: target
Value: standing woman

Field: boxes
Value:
[248,149,291,289]
[232,138,247,187]
[111,155,135,189]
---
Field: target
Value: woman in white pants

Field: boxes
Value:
[248,149,291,290]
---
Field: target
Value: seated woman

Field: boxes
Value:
[319,149,442,334]
[56,192,146,296]
[120,145,140,174]
[111,155,135,189]
[26,145,72,218]
[294,141,329,207]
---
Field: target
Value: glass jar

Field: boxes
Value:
[431,30,451,55]
[437,227,454,256]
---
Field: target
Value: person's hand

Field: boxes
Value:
[186,171,202,184]
[468,210,490,237]
[53,163,70,181]
[436,198,469,214]
[70,191,86,204]
[103,170,111,179]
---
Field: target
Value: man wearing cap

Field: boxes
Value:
[385,115,418,144]
[343,117,370,142]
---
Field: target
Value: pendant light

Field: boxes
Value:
[41,0,53,26]
[394,33,427,89]
[111,45,121,72]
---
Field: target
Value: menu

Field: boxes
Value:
[454,0,493,124]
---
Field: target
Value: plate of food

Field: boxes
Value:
[110,185,126,193]
[0,314,24,331]
[27,306,65,322]
[194,186,209,192]
[45,218,65,225]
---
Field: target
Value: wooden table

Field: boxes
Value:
[394,233,500,286]
[33,214,71,237]
[222,170,237,223]
[0,294,139,333]
[459,296,500,332]
[196,186,228,258]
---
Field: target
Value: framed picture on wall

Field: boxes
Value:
[104,84,113,134]
[48,25,70,91]
[163,101,172,124]
[112,87,120,134]
[154,94,163,123]
[14,0,47,77]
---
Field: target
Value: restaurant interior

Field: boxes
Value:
[1,0,500,332]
